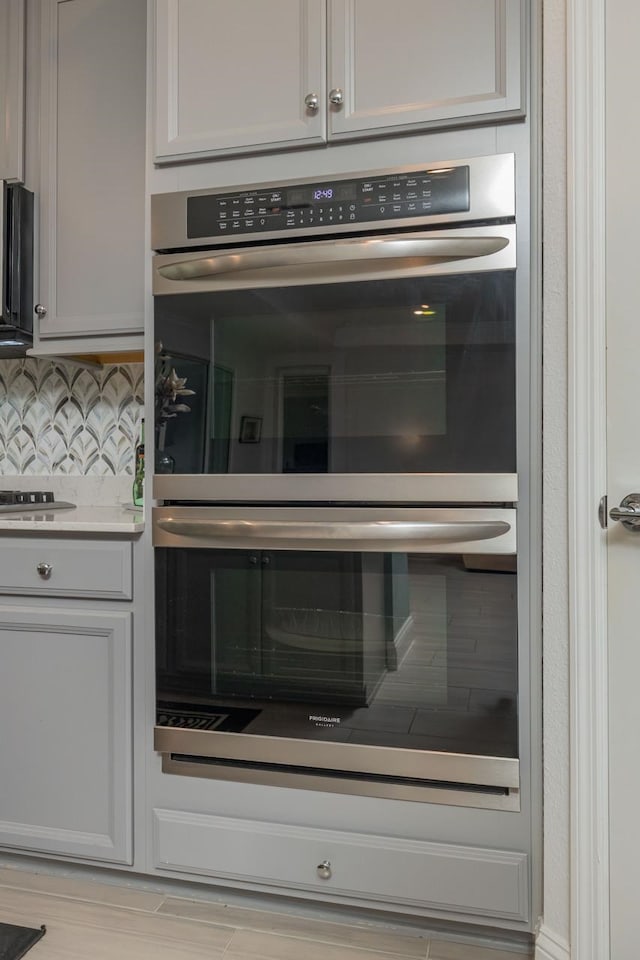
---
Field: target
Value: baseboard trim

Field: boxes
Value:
[535,923,571,960]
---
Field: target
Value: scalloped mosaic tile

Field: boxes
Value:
[0,358,143,476]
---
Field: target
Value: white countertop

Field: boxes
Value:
[0,477,144,534]
[0,504,144,534]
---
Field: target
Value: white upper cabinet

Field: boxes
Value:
[0,0,25,183]
[153,0,525,165]
[36,0,146,348]
[154,0,327,163]
[327,0,524,140]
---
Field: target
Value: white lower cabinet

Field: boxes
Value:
[0,606,132,864]
[0,537,132,600]
[153,808,529,923]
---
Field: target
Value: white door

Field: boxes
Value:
[0,607,132,863]
[37,0,146,343]
[0,0,25,183]
[153,0,327,163]
[605,0,640,955]
[327,0,524,141]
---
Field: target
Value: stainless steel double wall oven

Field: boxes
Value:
[151,153,524,810]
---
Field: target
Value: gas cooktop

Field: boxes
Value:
[0,490,76,513]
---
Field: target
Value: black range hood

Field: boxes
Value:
[0,182,34,358]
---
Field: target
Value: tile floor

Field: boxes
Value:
[0,865,533,959]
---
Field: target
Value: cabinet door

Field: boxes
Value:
[0,607,132,864]
[154,0,326,163]
[0,0,25,183]
[37,0,146,342]
[327,0,525,140]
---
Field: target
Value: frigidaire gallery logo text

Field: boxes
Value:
[309,715,342,727]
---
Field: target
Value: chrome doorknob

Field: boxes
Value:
[34,304,47,318]
[36,562,53,580]
[304,93,319,111]
[328,88,344,106]
[316,860,332,879]
[609,493,640,530]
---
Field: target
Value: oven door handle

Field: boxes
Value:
[153,230,515,291]
[155,517,511,549]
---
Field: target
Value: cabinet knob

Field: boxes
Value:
[304,93,319,112]
[328,88,344,106]
[316,860,332,880]
[34,304,47,318]
[36,562,53,580]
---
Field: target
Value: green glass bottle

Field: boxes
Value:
[132,418,145,507]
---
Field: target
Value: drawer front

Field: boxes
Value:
[0,538,132,599]
[153,809,529,923]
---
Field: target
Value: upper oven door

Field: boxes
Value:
[153,224,517,503]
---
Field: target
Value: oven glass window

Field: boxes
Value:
[156,548,518,759]
[154,271,515,475]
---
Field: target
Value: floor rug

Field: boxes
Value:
[0,923,46,960]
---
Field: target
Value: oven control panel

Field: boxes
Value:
[186,165,470,240]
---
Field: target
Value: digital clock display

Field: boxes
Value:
[287,182,357,207]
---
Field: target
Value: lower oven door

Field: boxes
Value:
[153,506,519,809]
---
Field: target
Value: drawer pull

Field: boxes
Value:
[316,860,332,880]
[36,562,53,580]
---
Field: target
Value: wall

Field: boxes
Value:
[539,0,571,956]
[0,358,143,475]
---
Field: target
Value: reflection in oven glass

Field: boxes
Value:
[156,551,518,760]
[154,273,515,477]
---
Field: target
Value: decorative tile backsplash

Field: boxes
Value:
[0,358,144,476]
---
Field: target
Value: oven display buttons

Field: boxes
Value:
[186,166,470,240]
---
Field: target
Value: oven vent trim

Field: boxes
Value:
[154,725,519,790]
[159,753,520,812]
